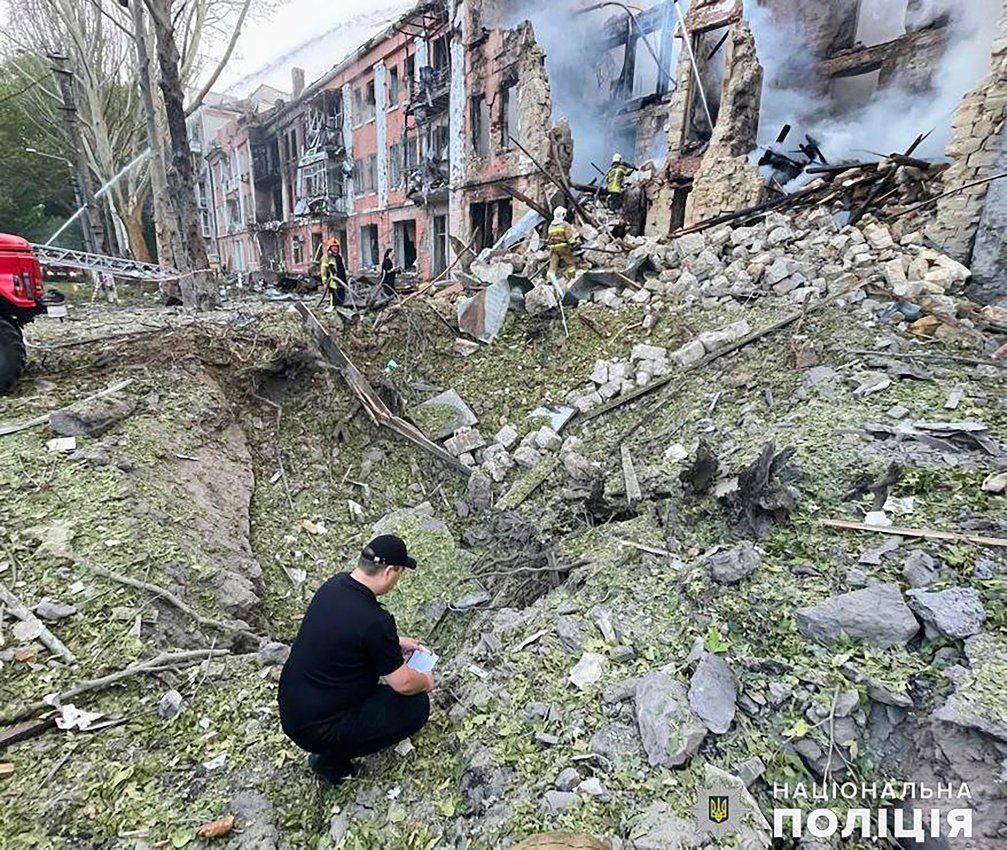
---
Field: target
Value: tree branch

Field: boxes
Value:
[90,564,260,639]
[8,649,230,722]
[0,581,75,663]
[184,0,251,116]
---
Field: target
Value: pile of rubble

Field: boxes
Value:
[565,331,751,415]
[468,205,1004,348]
[421,203,1007,517]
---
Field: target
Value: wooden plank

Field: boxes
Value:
[621,445,642,503]
[295,303,471,478]
[0,718,55,751]
[820,28,946,78]
[849,133,928,226]
[0,379,134,437]
[612,537,675,557]
[819,519,1007,548]
[498,182,551,221]
[578,290,858,424]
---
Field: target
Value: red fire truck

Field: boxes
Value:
[0,233,65,392]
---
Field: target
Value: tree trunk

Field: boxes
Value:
[126,1,179,282]
[146,12,178,272]
[146,0,214,310]
[123,204,151,262]
[128,0,178,274]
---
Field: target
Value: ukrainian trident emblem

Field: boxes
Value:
[692,780,745,838]
[708,794,730,824]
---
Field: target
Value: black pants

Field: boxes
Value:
[292,686,429,765]
[607,192,623,212]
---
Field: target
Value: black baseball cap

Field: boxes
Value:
[362,535,417,569]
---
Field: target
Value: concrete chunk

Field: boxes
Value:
[631,343,668,363]
[698,320,751,352]
[670,340,705,368]
[796,584,919,648]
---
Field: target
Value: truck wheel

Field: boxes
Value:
[0,317,27,394]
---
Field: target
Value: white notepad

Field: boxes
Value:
[406,648,438,673]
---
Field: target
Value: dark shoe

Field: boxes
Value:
[307,753,358,786]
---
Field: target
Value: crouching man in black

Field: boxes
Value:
[278,535,433,784]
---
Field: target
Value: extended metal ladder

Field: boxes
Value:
[31,244,179,281]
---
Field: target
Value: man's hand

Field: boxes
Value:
[386,663,435,696]
[399,636,424,655]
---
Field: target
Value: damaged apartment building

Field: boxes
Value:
[199,0,1006,301]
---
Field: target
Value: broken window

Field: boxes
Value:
[359,224,379,267]
[406,137,418,169]
[390,143,402,187]
[353,158,364,196]
[405,54,416,91]
[432,214,447,275]
[292,236,303,266]
[831,69,883,109]
[432,120,449,159]
[471,94,490,158]
[366,80,376,121]
[353,88,363,125]
[469,198,512,250]
[432,36,448,70]
[393,219,417,269]
[311,232,322,259]
[366,154,377,192]
[389,66,400,107]
[856,0,909,46]
[497,198,512,236]
[632,37,660,98]
[501,82,518,149]
[684,26,728,146]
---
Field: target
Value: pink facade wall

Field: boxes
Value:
[204,12,450,281]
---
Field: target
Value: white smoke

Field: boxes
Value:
[504,0,677,180]
[748,0,1000,163]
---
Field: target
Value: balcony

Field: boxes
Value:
[405,156,449,205]
[407,64,450,123]
[295,150,349,220]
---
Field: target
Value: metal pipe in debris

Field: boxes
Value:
[673,0,714,132]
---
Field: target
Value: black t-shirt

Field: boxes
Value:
[278,573,404,735]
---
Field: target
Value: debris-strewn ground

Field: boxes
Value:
[2,212,1005,850]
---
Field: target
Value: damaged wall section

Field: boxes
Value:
[683,18,764,226]
[927,5,1007,300]
[455,10,570,249]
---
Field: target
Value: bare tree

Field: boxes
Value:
[3,0,149,257]
[141,0,214,308]
[2,0,257,278]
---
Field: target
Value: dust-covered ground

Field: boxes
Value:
[1,250,1005,850]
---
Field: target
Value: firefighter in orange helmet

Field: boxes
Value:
[321,239,347,312]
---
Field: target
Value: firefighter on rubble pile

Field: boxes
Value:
[547,206,579,283]
[321,239,347,312]
[605,152,637,212]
